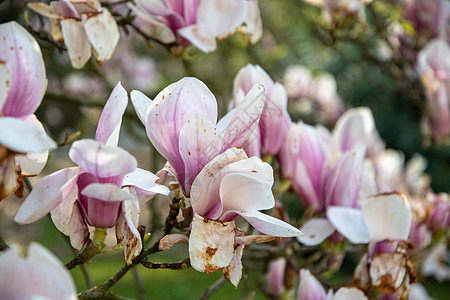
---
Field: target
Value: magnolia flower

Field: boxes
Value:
[28,0,120,68]
[308,73,344,123]
[131,77,265,197]
[232,64,292,157]
[14,83,169,263]
[284,65,312,100]
[188,147,302,286]
[327,193,417,299]
[129,0,262,52]
[0,243,77,300]
[417,38,450,144]
[267,258,288,296]
[298,269,368,300]
[0,21,56,200]
[304,0,372,24]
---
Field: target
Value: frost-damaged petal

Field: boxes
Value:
[370,252,407,293]
[0,59,11,109]
[0,243,78,300]
[237,210,303,237]
[224,243,244,288]
[81,183,131,202]
[0,117,56,153]
[0,21,46,117]
[297,218,335,246]
[327,206,369,244]
[60,18,91,69]
[298,269,327,300]
[130,90,152,125]
[362,193,412,242]
[123,168,170,196]
[190,147,248,217]
[235,234,278,245]
[122,188,142,265]
[220,173,274,214]
[196,0,247,37]
[333,287,368,300]
[189,214,236,273]
[83,8,119,61]
[14,167,81,224]
[179,112,221,195]
[146,77,218,186]
[95,82,128,146]
[69,139,137,178]
[220,83,265,152]
[159,233,189,250]
[27,2,65,19]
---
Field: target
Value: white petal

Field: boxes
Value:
[130,90,152,125]
[297,218,335,246]
[362,193,412,242]
[0,117,56,153]
[178,24,217,52]
[159,234,189,250]
[327,206,369,244]
[189,214,236,273]
[333,287,368,300]
[123,168,169,196]
[81,183,131,202]
[60,18,91,69]
[122,188,142,265]
[0,59,11,109]
[14,167,81,224]
[83,8,119,61]
[237,210,303,237]
[223,243,245,287]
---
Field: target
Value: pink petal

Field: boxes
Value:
[95,82,128,146]
[220,173,274,214]
[130,89,152,125]
[190,147,248,217]
[326,206,369,244]
[237,210,303,237]
[0,59,10,109]
[60,18,91,69]
[0,117,56,153]
[123,168,170,196]
[293,160,321,210]
[0,21,46,117]
[0,243,77,300]
[220,83,265,152]
[83,8,119,61]
[14,167,81,224]
[362,193,412,242]
[298,269,327,300]
[196,0,247,37]
[278,122,301,180]
[233,64,274,97]
[297,218,335,246]
[145,77,218,186]
[69,139,137,178]
[179,111,221,195]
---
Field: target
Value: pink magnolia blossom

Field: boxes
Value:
[28,0,120,68]
[188,147,302,286]
[131,77,265,197]
[129,0,262,52]
[232,64,292,157]
[298,269,368,300]
[14,83,169,263]
[417,38,450,144]
[0,243,77,300]
[0,21,56,200]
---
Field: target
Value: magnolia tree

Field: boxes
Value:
[0,0,449,299]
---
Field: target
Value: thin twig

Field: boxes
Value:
[141,258,190,270]
[198,277,227,300]
[65,240,98,270]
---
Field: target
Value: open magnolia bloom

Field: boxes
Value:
[298,269,368,300]
[188,147,302,287]
[129,0,262,52]
[0,21,56,200]
[14,83,169,263]
[131,77,265,197]
[304,0,373,24]
[0,243,77,300]
[232,64,292,157]
[416,38,450,144]
[28,0,119,68]
[327,193,417,299]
